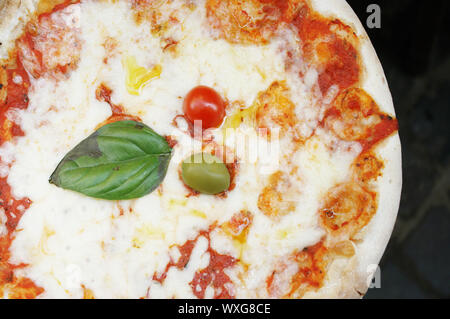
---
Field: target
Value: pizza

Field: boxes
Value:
[0,0,401,299]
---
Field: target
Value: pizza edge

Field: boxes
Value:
[306,0,402,298]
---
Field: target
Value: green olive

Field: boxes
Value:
[181,153,231,195]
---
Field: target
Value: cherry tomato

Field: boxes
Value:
[183,86,225,129]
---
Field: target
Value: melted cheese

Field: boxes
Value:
[0,0,363,298]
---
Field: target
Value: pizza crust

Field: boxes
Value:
[306,0,402,299]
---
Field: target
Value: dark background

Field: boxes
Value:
[346,0,450,298]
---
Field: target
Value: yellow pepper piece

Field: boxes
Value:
[124,56,162,95]
[190,209,207,219]
[222,103,258,132]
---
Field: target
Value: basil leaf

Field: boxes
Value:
[49,120,172,200]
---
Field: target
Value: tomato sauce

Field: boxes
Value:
[0,58,30,145]
[359,115,399,152]
[352,152,385,183]
[37,0,80,22]
[320,182,377,238]
[323,88,399,154]
[317,38,359,94]
[293,7,360,94]
[152,238,197,284]
[0,178,43,298]
[0,0,82,300]
[288,241,328,295]
[3,60,31,110]
[0,43,41,300]
[95,83,142,128]
[18,0,81,79]
[152,226,237,299]
[191,249,236,299]
[223,210,253,241]
[164,135,178,149]
[266,241,328,298]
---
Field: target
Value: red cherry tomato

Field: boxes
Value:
[183,86,225,129]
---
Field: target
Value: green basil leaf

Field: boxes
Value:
[49,120,172,200]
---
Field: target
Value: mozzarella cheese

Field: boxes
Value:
[0,0,362,298]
